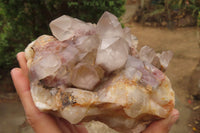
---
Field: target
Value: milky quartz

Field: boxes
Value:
[25,11,175,133]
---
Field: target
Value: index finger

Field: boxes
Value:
[11,68,39,115]
[11,68,62,133]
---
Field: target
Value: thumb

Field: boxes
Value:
[143,109,179,133]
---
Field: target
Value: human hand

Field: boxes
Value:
[142,109,179,133]
[11,52,88,133]
[11,52,179,133]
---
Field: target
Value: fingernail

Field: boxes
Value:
[10,68,20,75]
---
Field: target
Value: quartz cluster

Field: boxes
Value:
[42,11,173,90]
[25,11,175,133]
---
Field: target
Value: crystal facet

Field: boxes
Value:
[30,54,61,80]
[96,38,129,72]
[139,46,156,63]
[71,63,100,90]
[158,50,173,69]
[97,11,123,38]
[50,15,95,41]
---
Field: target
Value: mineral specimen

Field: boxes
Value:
[25,11,175,133]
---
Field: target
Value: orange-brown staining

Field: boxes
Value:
[29,35,57,60]
[161,105,174,118]
[96,103,118,109]
[145,85,153,93]
[170,91,174,97]
[112,82,123,91]
[81,50,97,65]
[164,83,169,88]
[72,102,90,107]
[162,100,174,110]
[95,65,105,80]
[35,35,56,46]
[123,78,137,86]
[160,65,166,72]
[56,46,60,51]
[161,97,166,100]
[73,99,95,107]
[124,103,134,109]
[55,90,63,109]
[159,76,167,86]
[29,47,36,60]
[95,103,130,118]
[60,91,76,109]
[131,47,138,56]
[134,113,160,121]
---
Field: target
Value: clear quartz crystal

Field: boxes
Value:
[123,27,138,49]
[157,51,173,69]
[125,56,161,88]
[126,56,144,69]
[75,35,100,53]
[97,11,123,38]
[59,45,79,65]
[124,67,142,81]
[30,54,61,80]
[95,12,130,72]
[70,63,100,90]
[139,46,156,63]
[96,38,129,72]
[50,15,95,41]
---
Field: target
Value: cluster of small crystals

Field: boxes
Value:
[31,11,173,90]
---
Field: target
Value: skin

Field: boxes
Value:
[11,52,179,133]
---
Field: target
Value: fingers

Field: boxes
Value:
[56,118,72,133]
[13,52,87,133]
[11,68,39,116]
[11,68,62,133]
[143,109,179,133]
[56,118,88,133]
[17,52,28,76]
[75,124,88,133]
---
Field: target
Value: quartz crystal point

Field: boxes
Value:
[139,46,155,63]
[125,56,165,88]
[71,63,100,90]
[139,46,173,71]
[25,11,175,133]
[158,51,173,69]
[97,11,123,38]
[96,38,129,72]
[30,54,61,80]
[96,12,130,72]
[123,27,138,49]
[50,15,95,41]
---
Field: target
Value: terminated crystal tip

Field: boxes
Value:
[50,15,95,41]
